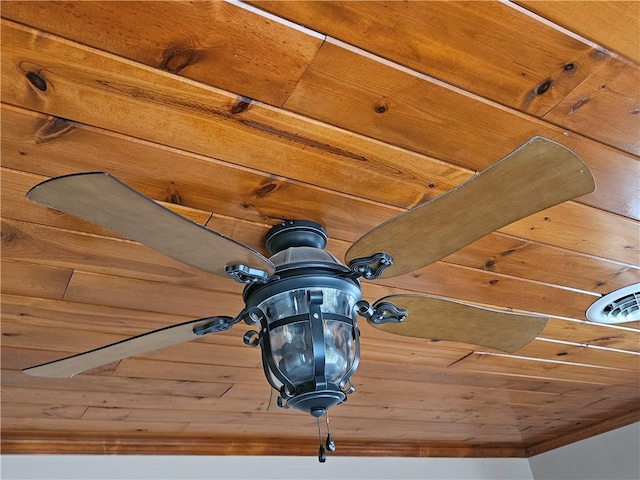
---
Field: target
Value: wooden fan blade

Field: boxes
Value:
[371,294,548,353]
[23,316,234,378]
[345,136,595,278]
[267,388,281,411]
[26,172,275,278]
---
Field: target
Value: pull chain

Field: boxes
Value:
[317,416,326,463]
[325,413,336,452]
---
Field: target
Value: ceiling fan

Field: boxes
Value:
[21,136,595,459]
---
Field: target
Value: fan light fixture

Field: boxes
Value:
[241,221,362,417]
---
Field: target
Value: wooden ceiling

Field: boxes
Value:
[1,1,639,458]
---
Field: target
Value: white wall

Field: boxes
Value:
[528,422,640,480]
[0,455,533,480]
[2,423,639,480]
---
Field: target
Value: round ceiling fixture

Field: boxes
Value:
[586,283,640,324]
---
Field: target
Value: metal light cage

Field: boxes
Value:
[243,245,362,416]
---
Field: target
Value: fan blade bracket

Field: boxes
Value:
[355,300,408,325]
[225,264,272,284]
[192,315,238,336]
[348,252,393,280]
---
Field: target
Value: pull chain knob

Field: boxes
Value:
[326,433,336,452]
[318,444,327,463]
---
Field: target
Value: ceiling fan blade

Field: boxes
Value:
[345,136,595,278]
[26,172,275,278]
[371,294,548,353]
[267,388,281,411]
[23,316,237,378]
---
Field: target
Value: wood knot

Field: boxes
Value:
[0,222,22,245]
[374,100,388,114]
[160,46,199,74]
[165,186,183,205]
[570,95,589,114]
[254,182,278,198]
[35,116,76,144]
[26,71,47,92]
[535,79,552,96]
[230,97,253,115]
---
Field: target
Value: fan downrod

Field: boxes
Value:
[265,220,328,255]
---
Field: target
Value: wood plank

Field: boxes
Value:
[178,414,531,444]
[515,339,640,371]
[351,377,606,412]
[81,403,536,429]
[1,105,438,243]
[282,40,640,220]
[0,0,324,107]
[1,294,193,337]
[0,417,188,434]
[451,352,640,387]
[541,318,640,353]
[516,1,640,63]
[0,431,526,457]
[252,1,608,117]
[500,202,640,266]
[0,403,87,420]
[544,57,640,156]
[63,270,244,318]
[2,20,637,224]
[0,260,71,300]
[1,218,231,290]
[444,232,640,295]
[1,369,232,400]
[0,22,468,213]
[355,359,640,400]
[112,358,265,386]
[1,386,238,412]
